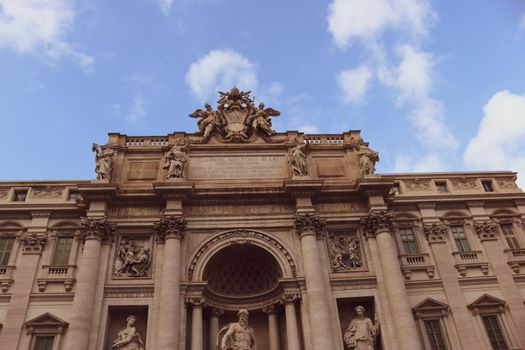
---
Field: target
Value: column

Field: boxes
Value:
[361,211,422,349]
[208,308,223,350]
[283,295,301,350]
[63,217,112,350]
[474,221,525,345]
[263,305,280,350]
[295,213,337,350]
[155,216,186,350]
[189,298,204,350]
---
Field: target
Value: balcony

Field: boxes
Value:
[504,248,525,273]
[399,253,435,280]
[0,265,15,292]
[37,265,76,292]
[452,251,489,276]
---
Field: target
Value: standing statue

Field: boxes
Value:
[245,102,280,136]
[343,306,379,350]
[218,309,256,350]
[163,145,187,179]
[357,143,379,177]
[189,103,223,141]
[92,143,115,181]
[288,143,308,177]
[112,315,145,350]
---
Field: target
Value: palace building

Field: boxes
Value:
[1,88,525,350]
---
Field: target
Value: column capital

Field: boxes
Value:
[154,215,186,242]
[423,223,448,244]
[18,232,47,254]
[360,210,393,238]
[186,297,206,307]
[474,221,498,241]
[294,213,326,239]
[262,304,278,314]
[282,293,301,304]
[79,217,114,244]
[211,308,224,317]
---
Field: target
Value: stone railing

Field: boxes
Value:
[452,251,489,276]
[304,135,344,144]
[125,137,169,147]
[504,248,525,274]
[0,265,15,292]
[399,253,434,279]
[37,265,77,292]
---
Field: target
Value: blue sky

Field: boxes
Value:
[1,0,525,186]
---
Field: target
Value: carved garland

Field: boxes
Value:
[187,229,297,281]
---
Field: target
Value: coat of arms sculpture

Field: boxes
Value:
[189,87,280,142]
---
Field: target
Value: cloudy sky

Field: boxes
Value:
[1,0,525,186]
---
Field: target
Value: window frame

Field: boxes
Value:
[413,298,457,350]
[51,235,74,266]
[499,222,521,250]
[481,179,494,192]
[449,224,471,252]
[398,226,420,255]
[24,313,68,350]
[0,236,16,266]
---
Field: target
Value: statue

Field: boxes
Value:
[343,306,379,350]
[92,143,115,181]
[112,315,145,350]
[245,102,280,136]
[189,103,223,141]
[114,239,151,277]
[218,309,256,350]
[287,142,308,176]
[329,234,362,272]
[357,143,379,177]
[163,145,187,179]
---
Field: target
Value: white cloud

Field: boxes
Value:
[185,49,258,102]
[520,13,525,30]
[159,0,174,15]
[126,95,147,123]
[327,0,435,49]
[337,65,372,104]
[267,82,284,96]
[393,153,446,173]
[464,90,525,188]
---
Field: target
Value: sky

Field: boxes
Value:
[1,0,525,187]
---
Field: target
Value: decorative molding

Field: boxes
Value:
[423,224,448,244]
[79,217,114,244]
[360,211,393,238]
[404,179,431,191]
[329,277,377,291]
[154,216,186,241]
[18,232,47,254]
[282,293,301,304]
[103,285,154,298]
[473,221,498,241]
[294,213,326,239]
[31,187,64,199]
[417,203,436,210]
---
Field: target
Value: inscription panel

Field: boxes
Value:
[188,155,287,180]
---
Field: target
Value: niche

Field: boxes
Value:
[337,297,381,350]
[105,305,148,350]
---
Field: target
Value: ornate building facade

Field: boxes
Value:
[1,88,525,350]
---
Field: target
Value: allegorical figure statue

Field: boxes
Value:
[112,315,145,350]
[288,143,308,176]
[357,143,379,177]
[92,143,115,181]
[189,103,223,141]
[343,306,379,350]
[245,102,280,136]
[163,145,187,179]
[218,309,256,350]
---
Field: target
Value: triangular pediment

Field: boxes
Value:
[25,313,68,329]
[468,294,505,309]
[414,298,448,311]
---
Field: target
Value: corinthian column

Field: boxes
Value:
[263,305,280,350]
[63,217,113,350]
[154,216,186,350]
[361,211,421,349]
[294,213,337,350]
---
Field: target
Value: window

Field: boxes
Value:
[33,336,54,350]
[52,237,73,265]
[0,237,14,265]
[435,182,447,193]
[482,180,494,192]
[424,319,447,350]
[482,315,508,350]
[13,189,27,202]
[451,225,470,252]
[399,227,419,254]
[67,190,82,201]
[500,224,520,249]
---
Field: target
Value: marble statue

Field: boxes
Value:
[245,102,280,136]
[189,103,222,141]
[343,306,379,350]
[112,315,145,350]
[218,309,256,350]
[163,145,187,179]
[357,143,379,177]
[92,143,115,180]
[288,143,308,176]
[114,239,151,277]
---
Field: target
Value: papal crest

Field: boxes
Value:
[189,87,280,142]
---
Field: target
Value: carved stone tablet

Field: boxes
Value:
[187,155,287,180]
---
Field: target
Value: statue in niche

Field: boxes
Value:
[357,142,379,177]
[343,306,379,350]
[245,101,280,136]
[112,315,145,350]
[329,234,362,272]
[288,142,308,176]
[114,239,151,278]
[92,143,115,180]
[163,145,187,179]
[218,309,256,350]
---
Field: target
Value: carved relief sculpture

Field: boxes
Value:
[114,239,151,278]
[288,142,308,176]
[218,309,256,350]
[92,143,115,181]
[189,87,280,143]
[357,142,379,177]
[329,233,362,272]
[343,306,379,350]
[163,145,187,179]
[112,315,145,350]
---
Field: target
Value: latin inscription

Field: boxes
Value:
[188,156,287,180]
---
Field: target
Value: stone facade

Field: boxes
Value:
[1,89,525,350]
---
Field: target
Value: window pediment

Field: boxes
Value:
[25,313,68,335]
[413,298,449,319]
[468,294,506,314]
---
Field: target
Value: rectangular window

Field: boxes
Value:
[0,237,15,265]
[52,237,73,265]
[424,319,447,350]
[399,227,419,254]
[482,315,508,350]
[33,336,54,350]
[451,225,471,252]
[13,190,27,202]
[435,181,447,193]
[501,224,520,250]
[482,180,494,192]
